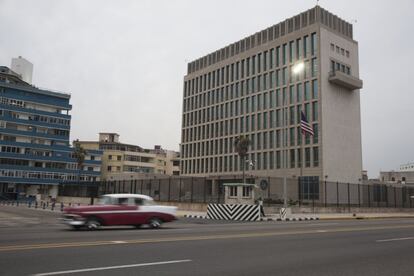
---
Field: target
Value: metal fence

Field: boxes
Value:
[57,177,414,209]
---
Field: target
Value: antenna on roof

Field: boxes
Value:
[316,0,320,6]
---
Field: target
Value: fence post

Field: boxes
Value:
[347,183,350,212]
[203,177,207,204]
[324,180,327,207]
[368,185,370,207]
[402,187,405,208]
[179,179,182,202]
[158,179,161,201]
[168,177,171,202]
[394,186,397,208]
[133,180,137,194]
[336,182,339,208]
[190,177,194,203]
[358,183,360,208]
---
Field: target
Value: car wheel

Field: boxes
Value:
[71,225,82,230]
[148,218,162,229]
[134,224,142,229]
[86,217,101,230]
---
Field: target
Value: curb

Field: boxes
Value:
[183,214,319,222]
[319,216,414,220]
[183,214,209,219]
[260,217,319,222]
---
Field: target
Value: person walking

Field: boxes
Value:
[258,197,265,217]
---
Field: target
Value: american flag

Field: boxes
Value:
[300,111,314,136]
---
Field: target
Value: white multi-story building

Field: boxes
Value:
[180,6,363,200]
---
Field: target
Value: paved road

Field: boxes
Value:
[0,206,414,276]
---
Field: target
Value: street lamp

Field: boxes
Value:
[283,61,305,209]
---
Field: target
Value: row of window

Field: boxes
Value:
[0,169,96,181]
[181,146,319,175]
[330,43,350,58]
[182,102,318,143]
[0,98,70,126]
[184,32,318,97]
[183,76,318,115]
[1,121,70,137]
[182,126,318,159]
[0,134,67,146]
[330,60,351,75]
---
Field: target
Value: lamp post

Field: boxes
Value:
[282,61,305,209]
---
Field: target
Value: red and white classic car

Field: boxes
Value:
[62,194,177,230]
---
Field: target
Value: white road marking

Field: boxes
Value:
[111,241,127,244]
[316,230,328,233]
[376,237,414,243]
[32,259,192,276]
[308,223,339,226]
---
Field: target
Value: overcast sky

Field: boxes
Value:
[0,0,413,178]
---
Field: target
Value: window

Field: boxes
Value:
[311,33,317,55]
[330,43,334,51]
[282,44,287,65]
[312,80,318,99]
[229,186,238,197]
[290,149,295,168]
[299,176,319,200]
[312,103,318,122]
[313,147,319,167]
[242,186,251,197]
[305,147,311,167]
[304,81,310,101]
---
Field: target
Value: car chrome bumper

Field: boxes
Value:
[60,215,86,226]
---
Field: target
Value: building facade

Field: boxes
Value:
[0,64,101,199]
[77,133,180,181]
[380,162,414,184]
[180,6,363,189]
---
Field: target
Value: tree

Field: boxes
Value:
[73,142,87,184]
[234,135,251,184]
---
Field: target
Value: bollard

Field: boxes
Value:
[51,202,55,211]
[35,201,38,209]
[42,202,46,209]
[60,203,64,212]
[17,201,19,207]
[46,202,49,208]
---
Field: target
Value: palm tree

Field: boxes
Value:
[234,135,251,184]
[73,142,87,184]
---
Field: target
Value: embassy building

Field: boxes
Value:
[180,6,363,186]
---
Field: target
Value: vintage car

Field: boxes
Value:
[62,194,177,230]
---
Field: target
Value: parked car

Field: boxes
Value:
[62,194,177,230]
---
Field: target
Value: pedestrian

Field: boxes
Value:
[258,197,265,217]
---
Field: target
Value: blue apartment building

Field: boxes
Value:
[0,66,101,199]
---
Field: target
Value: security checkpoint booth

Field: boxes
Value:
[207,183,262,221]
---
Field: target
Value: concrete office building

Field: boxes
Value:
[180,6,363,196]
[0,63,102,199]
[76,133,180,181]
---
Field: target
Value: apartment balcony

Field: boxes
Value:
[328,70,363,90]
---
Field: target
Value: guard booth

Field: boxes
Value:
[222,183,257,205]
[206,183,261,221]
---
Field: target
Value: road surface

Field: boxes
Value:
[0,206,414,275]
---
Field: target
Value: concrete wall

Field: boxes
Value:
[320,26,362,184]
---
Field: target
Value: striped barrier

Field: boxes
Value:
[207,203,260,221]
